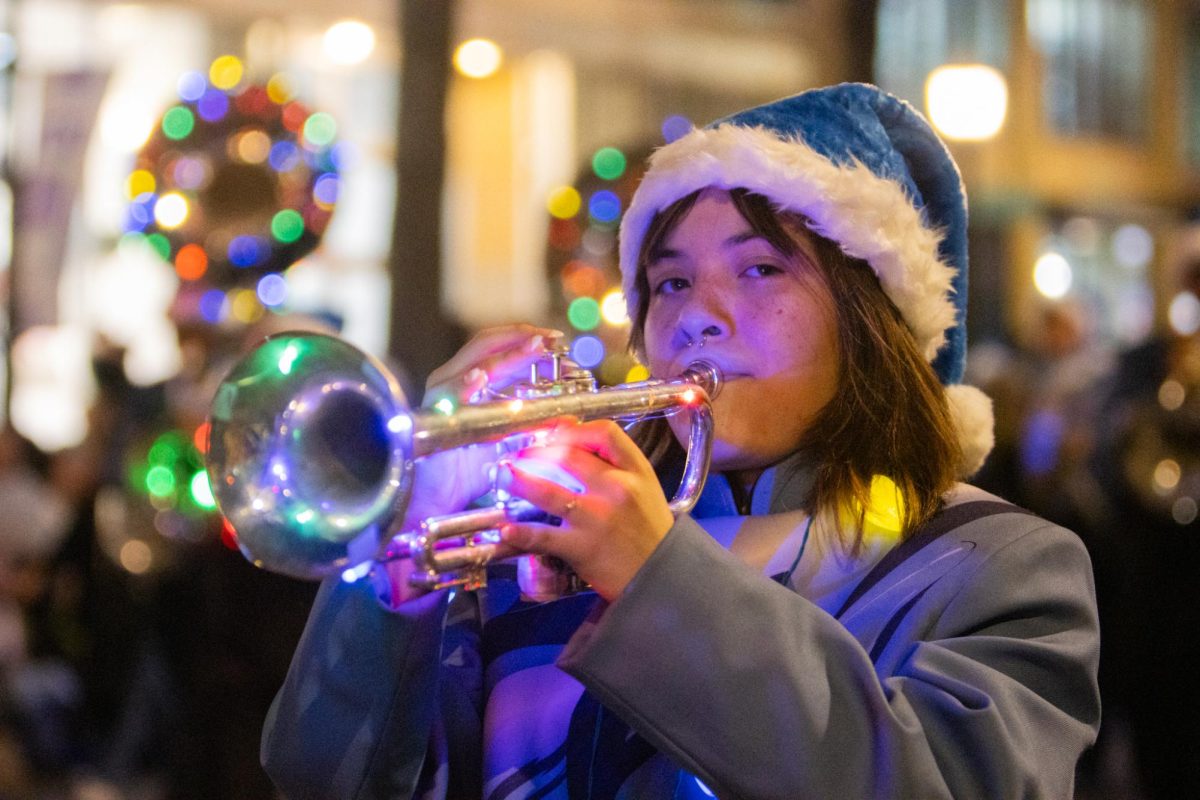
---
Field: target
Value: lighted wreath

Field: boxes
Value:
[125,58,339,295]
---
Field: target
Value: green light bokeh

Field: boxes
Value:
[190,471,216,509]
[146,465,176,497]
[162,106,195,141]
[302,113,337,147]
[592,147,626,180]
[145,233,171,261]
[567,296,601,331]
[271,209,305,243]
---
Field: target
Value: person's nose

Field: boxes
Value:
[672,287,729,351]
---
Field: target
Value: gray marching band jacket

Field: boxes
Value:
[260,451,1101,800]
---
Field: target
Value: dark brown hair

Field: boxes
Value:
[629,189,961,545]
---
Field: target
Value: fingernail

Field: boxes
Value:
[499,524,517,543]
[464,368,486,385]
[495,460,514,489]
[526,335,544,353]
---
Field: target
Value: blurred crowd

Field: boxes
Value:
[968,263,1200,800]
[0,309,322,800]
[0,267,1198,798]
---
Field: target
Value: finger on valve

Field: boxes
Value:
[424,324,564,408]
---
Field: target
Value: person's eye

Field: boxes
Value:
[743,262,784,278]
[653,277,690,295]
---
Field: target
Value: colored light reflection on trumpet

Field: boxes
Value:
[204,332,721,591]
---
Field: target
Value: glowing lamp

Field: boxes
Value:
[454,38,503,79]
[1169,291,1200,336]
[925,64,1008,142]
[154,193,190,229]
[323,20,377,66]
[1033,252,1072,299]
[600,290,629,325]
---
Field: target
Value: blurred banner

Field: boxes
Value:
[10,70,107,333]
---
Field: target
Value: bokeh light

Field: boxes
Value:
[190,471,217,509]
[199,289,228,323]
[229,236,269,268]
[266,73,294,104]
[1033,252,1072,299]
[209,55,244,91]
[257,273,288,307]
[174,244,208,281]
[662,114,693,143]
[592,147,626,181]
[588,190,621,224]
[271,209,305,243]
[323,19,377,66]
[177,71,207,102]
[1112,224,1153,270]
[547,186,582,219]
[561,260,607,298]
[162,106,195,140]
[120,541,154,575]
[1168,290,1200,335]
[235,129,272,163]
[600,289,628,325]
[145,233,171,261]
[302,112,338,148]
[925,63,1008,141]
[231,289,265,323]
[197,88,230,122]
[173,157,209,190]
[454,38,503,79]
[313,174,339,207]
[126,169,156,200]
[153,193,189,229]
[567,296,601,330]
[269,141,301,172]
[571,335,605,368]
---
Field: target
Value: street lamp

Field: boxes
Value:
[925,63,1008,141]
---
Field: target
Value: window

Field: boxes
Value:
[875,0,1009,111]
[1026,0,1151,141]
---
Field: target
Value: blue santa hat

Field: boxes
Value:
[619,82,993,477]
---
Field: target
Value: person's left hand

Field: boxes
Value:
[495,419,675,601]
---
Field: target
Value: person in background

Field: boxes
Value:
[261,83,1100,799]
[1086,258,1200,800]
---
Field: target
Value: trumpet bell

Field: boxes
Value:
[206,333,414,580]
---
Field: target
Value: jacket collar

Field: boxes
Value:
[691,450,813,519]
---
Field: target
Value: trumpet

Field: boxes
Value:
[204,331,721,592]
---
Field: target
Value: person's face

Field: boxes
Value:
[643,188,840,472]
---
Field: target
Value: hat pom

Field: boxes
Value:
[945,383,994,479]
